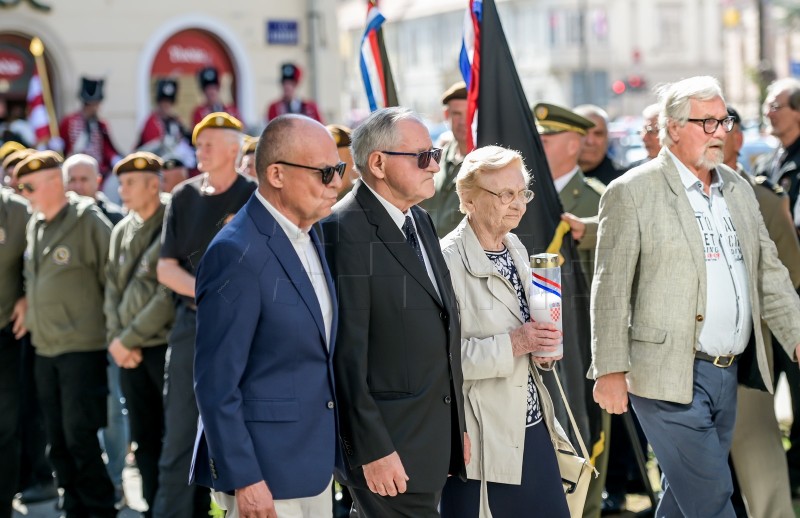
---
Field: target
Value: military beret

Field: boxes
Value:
[3,148,34,173]
[114,151,163,176]
[162,157,185,170]
[14,150,63,179]
[441,81,467,105]
[327,124,352,148]
[0,141,25,162]
[241,135,258,155]
[192,111,243,145]
[533,103,595,136]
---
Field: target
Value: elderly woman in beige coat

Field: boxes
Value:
[439,145,572,518]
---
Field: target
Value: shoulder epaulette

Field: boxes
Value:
[754,175,785,195]
[584,176,607,196]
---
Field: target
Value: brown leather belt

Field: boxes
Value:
[695,351,738,368]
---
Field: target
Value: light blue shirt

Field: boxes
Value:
[666,148,752,356]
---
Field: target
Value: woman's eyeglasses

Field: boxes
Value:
[380,148,443,169]
[477,186,535,204]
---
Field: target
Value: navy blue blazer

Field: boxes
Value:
[190,194,339,498]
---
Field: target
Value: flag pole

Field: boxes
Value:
[29,37,59,139]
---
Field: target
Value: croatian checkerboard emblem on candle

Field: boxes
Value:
[530,252,563,358]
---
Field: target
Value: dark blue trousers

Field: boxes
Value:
[630,359,738,518]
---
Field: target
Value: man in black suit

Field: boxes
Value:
[322,107,469,517]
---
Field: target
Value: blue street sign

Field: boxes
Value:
[267,20,299,46]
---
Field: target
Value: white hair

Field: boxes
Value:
[351,107,423,177]
[456,145,530,214]
[656,76,725,147]
[62,153,99,183]
[574,104,609,125]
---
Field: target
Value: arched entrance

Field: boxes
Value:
[0,31,58,146]
[149,29,237,127]
[138,16,253,129]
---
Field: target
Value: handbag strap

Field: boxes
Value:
[553,368,591,461]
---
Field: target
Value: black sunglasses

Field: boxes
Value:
[380,148,443,169]
[16,183,35,194]
[274,160,346,184]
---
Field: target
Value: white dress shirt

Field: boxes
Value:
[553,165,580,194]
[362,182,442,301]
[666,148,752,356]
[255,190,333,347]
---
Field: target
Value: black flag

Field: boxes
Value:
[471,0,601,453]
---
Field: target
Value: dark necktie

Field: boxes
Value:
[403,215,425,265]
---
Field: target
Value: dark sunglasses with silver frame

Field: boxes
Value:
[380,148,443,169]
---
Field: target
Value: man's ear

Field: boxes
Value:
[667,119,680,143]
[263,163,285,189]
[367,151,386,180]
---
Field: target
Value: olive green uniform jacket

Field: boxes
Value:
[24,193,112,356]
[0,188,30,330]
[421,139,465,238]
[104,199,174,349]
[558,169,605,287]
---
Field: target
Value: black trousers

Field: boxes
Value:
[349,487,442,518]
[35,350,115,518]
[0,324,22,518]
[18,335,53,492]
[119,344,166,517]
[774,341,800,477]
[152,306,210,518]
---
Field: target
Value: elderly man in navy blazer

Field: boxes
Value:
[190,114,344,517]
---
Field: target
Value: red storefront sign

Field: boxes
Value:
[151,30,234,77]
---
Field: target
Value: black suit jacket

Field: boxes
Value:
[321,180,467,493]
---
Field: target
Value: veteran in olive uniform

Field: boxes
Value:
[0,185,30,518]
[534,103,605,284]
[16,151,116,518]
[534,102,608,518]
[155,112,256,518]
[421,81,469,237]
[723,107,800,518]
[104,152,174,517]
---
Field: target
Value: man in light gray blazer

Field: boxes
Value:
[590,75,800,518]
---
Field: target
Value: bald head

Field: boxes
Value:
[256,115,334,185]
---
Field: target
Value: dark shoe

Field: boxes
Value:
[601,492,626,515]
[17,482,59,504]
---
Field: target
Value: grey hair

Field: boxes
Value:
[351,107,423,177]
[574,104,609,125]
[766,77,800,101]
[456,145,530,214]
[642,103,660,120]
[62,153,99,183]
[656,76,724,147]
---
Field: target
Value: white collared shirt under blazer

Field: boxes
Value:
[589,148,800,404]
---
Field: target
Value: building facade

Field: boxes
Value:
[0,0,340,151]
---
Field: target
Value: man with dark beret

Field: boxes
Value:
[105,152,175,517]
[421,81,468,237]
[16,150,116,517]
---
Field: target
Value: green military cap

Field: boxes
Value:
[0,141,25,162]
[241,135,258,156]
[441,81,467,105]
[3,148,33,173]
[326,124,352,148]
[533,103,595,136]
[114,151,164,176]
[13,150,63,179]
[191,111,243,145]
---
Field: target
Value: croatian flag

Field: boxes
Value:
[359,0,398,111]
[459,0,482,151]
[27,69,51,144]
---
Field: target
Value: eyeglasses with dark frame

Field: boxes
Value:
[273,160,346,185]
[380,148,443,169]
[477,185,535,204]
[686,116,735,134]
[16,183,35,194]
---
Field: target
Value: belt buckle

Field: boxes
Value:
[713,355,734,368]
